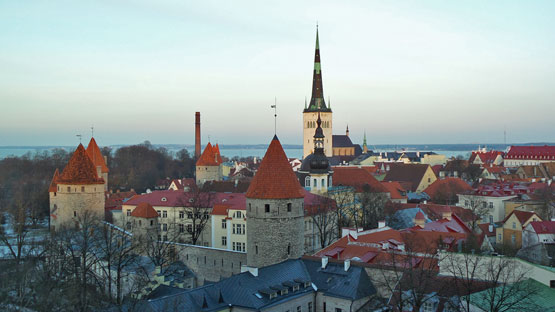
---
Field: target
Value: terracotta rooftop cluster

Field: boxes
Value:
[196,142,223,166]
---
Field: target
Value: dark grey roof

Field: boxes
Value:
[332,135,354,148]
[135,258,376,311]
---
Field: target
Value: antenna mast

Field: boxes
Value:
[271,97,277,135]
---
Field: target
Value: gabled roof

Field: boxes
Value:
[48,168,59,192]
[505,145,555,160]
[196,143,222,166]
[246,136,304,199]
[86,137,109,173]
[502,210,539,225]
[332,135,354,148]
[529,221,555,234]
[381,181,407,199]
[332,167,388,193]
[57,144,105,185]
[470,150,504,164]
[423,177,472,200]
[383,164,433,192]
[131,202,158,218]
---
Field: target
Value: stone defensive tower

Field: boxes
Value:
[49,144,105,231]
[303,27,332,158]
[195,142,223,186]
[246,135,305,268]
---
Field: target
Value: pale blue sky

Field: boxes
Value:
[1,0,554,146]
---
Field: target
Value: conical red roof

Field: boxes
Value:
[86,137,109,173]
[48,168,59,192]
[196,142,222,166]
[415,211,425,220]
[131,202,158,218]
[246,136,304,199]
[58,144,105,185]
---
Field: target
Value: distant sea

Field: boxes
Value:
[1,143,552,161]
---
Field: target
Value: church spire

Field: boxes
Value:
[306,26,329,112]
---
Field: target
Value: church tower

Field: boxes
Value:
[246,136,305,268]
[303,27,332,158]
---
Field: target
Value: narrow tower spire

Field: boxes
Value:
[306,26,328,112]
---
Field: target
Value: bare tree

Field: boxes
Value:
[329,186,357,238]
[307,196,338,249]
[177,189,214,245]
[440,251,541,312]
[358,184,389,230]
[461,195,491,231]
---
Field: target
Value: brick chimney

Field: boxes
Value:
[195,112,201,159]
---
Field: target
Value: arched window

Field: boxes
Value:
[287,243,291,255]
[321,178,325,188]
[305,176,310,187]
[314,179,317,188]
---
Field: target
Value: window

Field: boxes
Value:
[265,204,270,213]
[233,224,236,234]
[512,222,516,229]
[256,245,258,254]
[179,211,184,219]
[138,220,142,226]
[489,202,493,209]
[162,224,167,231]
[163,235,167,241]
[81,186,85,192]
[287,203,292,212]
[73,211,77,217]
[157,210,161,217]
[305,176,310,187]
[232,242,236,251]
[242,242,246,252]
[308,302,313,312]
[150,220,154,226]
[336,309,343,312]
[187,212,193,219]
[287,243,291,255]
[498,234,502,241]
[465,200,469,207]
[162,211,167,218]
[489,215,493,224]
[222,236,227,246]
[126,209,131,216]
[313,179,317,187]
[321,178,325,187]
[482,202,487,208]
[511,234,516,244]
[179,224,184,233]
[297,306,301,312]
[248,203,251,211]
[222,219,227,229]
[422,301,434,312]
[67,186,71,192]
[187,224,192,232]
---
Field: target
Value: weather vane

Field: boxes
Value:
[271,97,277,135]
[76,134,82,143]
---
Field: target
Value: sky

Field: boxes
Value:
[1,0,554,147]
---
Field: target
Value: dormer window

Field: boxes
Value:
[161,197,167,202]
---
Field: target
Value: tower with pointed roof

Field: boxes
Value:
[195,142,223,186]
[49,144,105,231]
[303,27,332,158]
[246,135,305,268]
[298,112,333,194]
[86,137,109,191]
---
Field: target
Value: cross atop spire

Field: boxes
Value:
[305,26,330,113]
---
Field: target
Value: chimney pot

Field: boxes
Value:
[321,256,329,269]
[344,259,351,271]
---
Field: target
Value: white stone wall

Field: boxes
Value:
[50,183,105,231]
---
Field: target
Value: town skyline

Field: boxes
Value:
[1,1,554,146]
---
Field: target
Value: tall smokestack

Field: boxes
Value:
[195,112,201,159]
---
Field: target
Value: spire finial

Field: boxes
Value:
[76,134,82,144]
[91,125,94,138]
[271,97,277,135]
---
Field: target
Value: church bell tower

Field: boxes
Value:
[303,27,332,158]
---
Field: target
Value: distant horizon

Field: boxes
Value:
[1,1,554,146]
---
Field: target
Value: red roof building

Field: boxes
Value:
[57,144,105,185]
[469,150,504,166]
[332,167,388,193]
[246,136,304,199]
[86,137,109,173]
[381,181,407,202]
[423,177,472,204]
[505,145,555,167]
[131,202,158,218]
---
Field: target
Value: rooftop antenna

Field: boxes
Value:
[76,134,82,144]
[91,125,94,138]
[271,97,277,135]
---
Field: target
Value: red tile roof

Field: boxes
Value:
[529,221,555,234]
[423,177,472,200]
[48,168,59,192]
[303,189,337,216]
[332,167,388,193]
[478,223,496,237]
[380,181,406,199]
[470,151,504,164]
[246,136,304,199]
[131,202,158,218]
[86,137,109,173]
[383,163,434,192]
[57,144,105,185]
[415,211,425,220]
[196,143,222,166]
[505,145,555,160]
[502,210,539,225]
